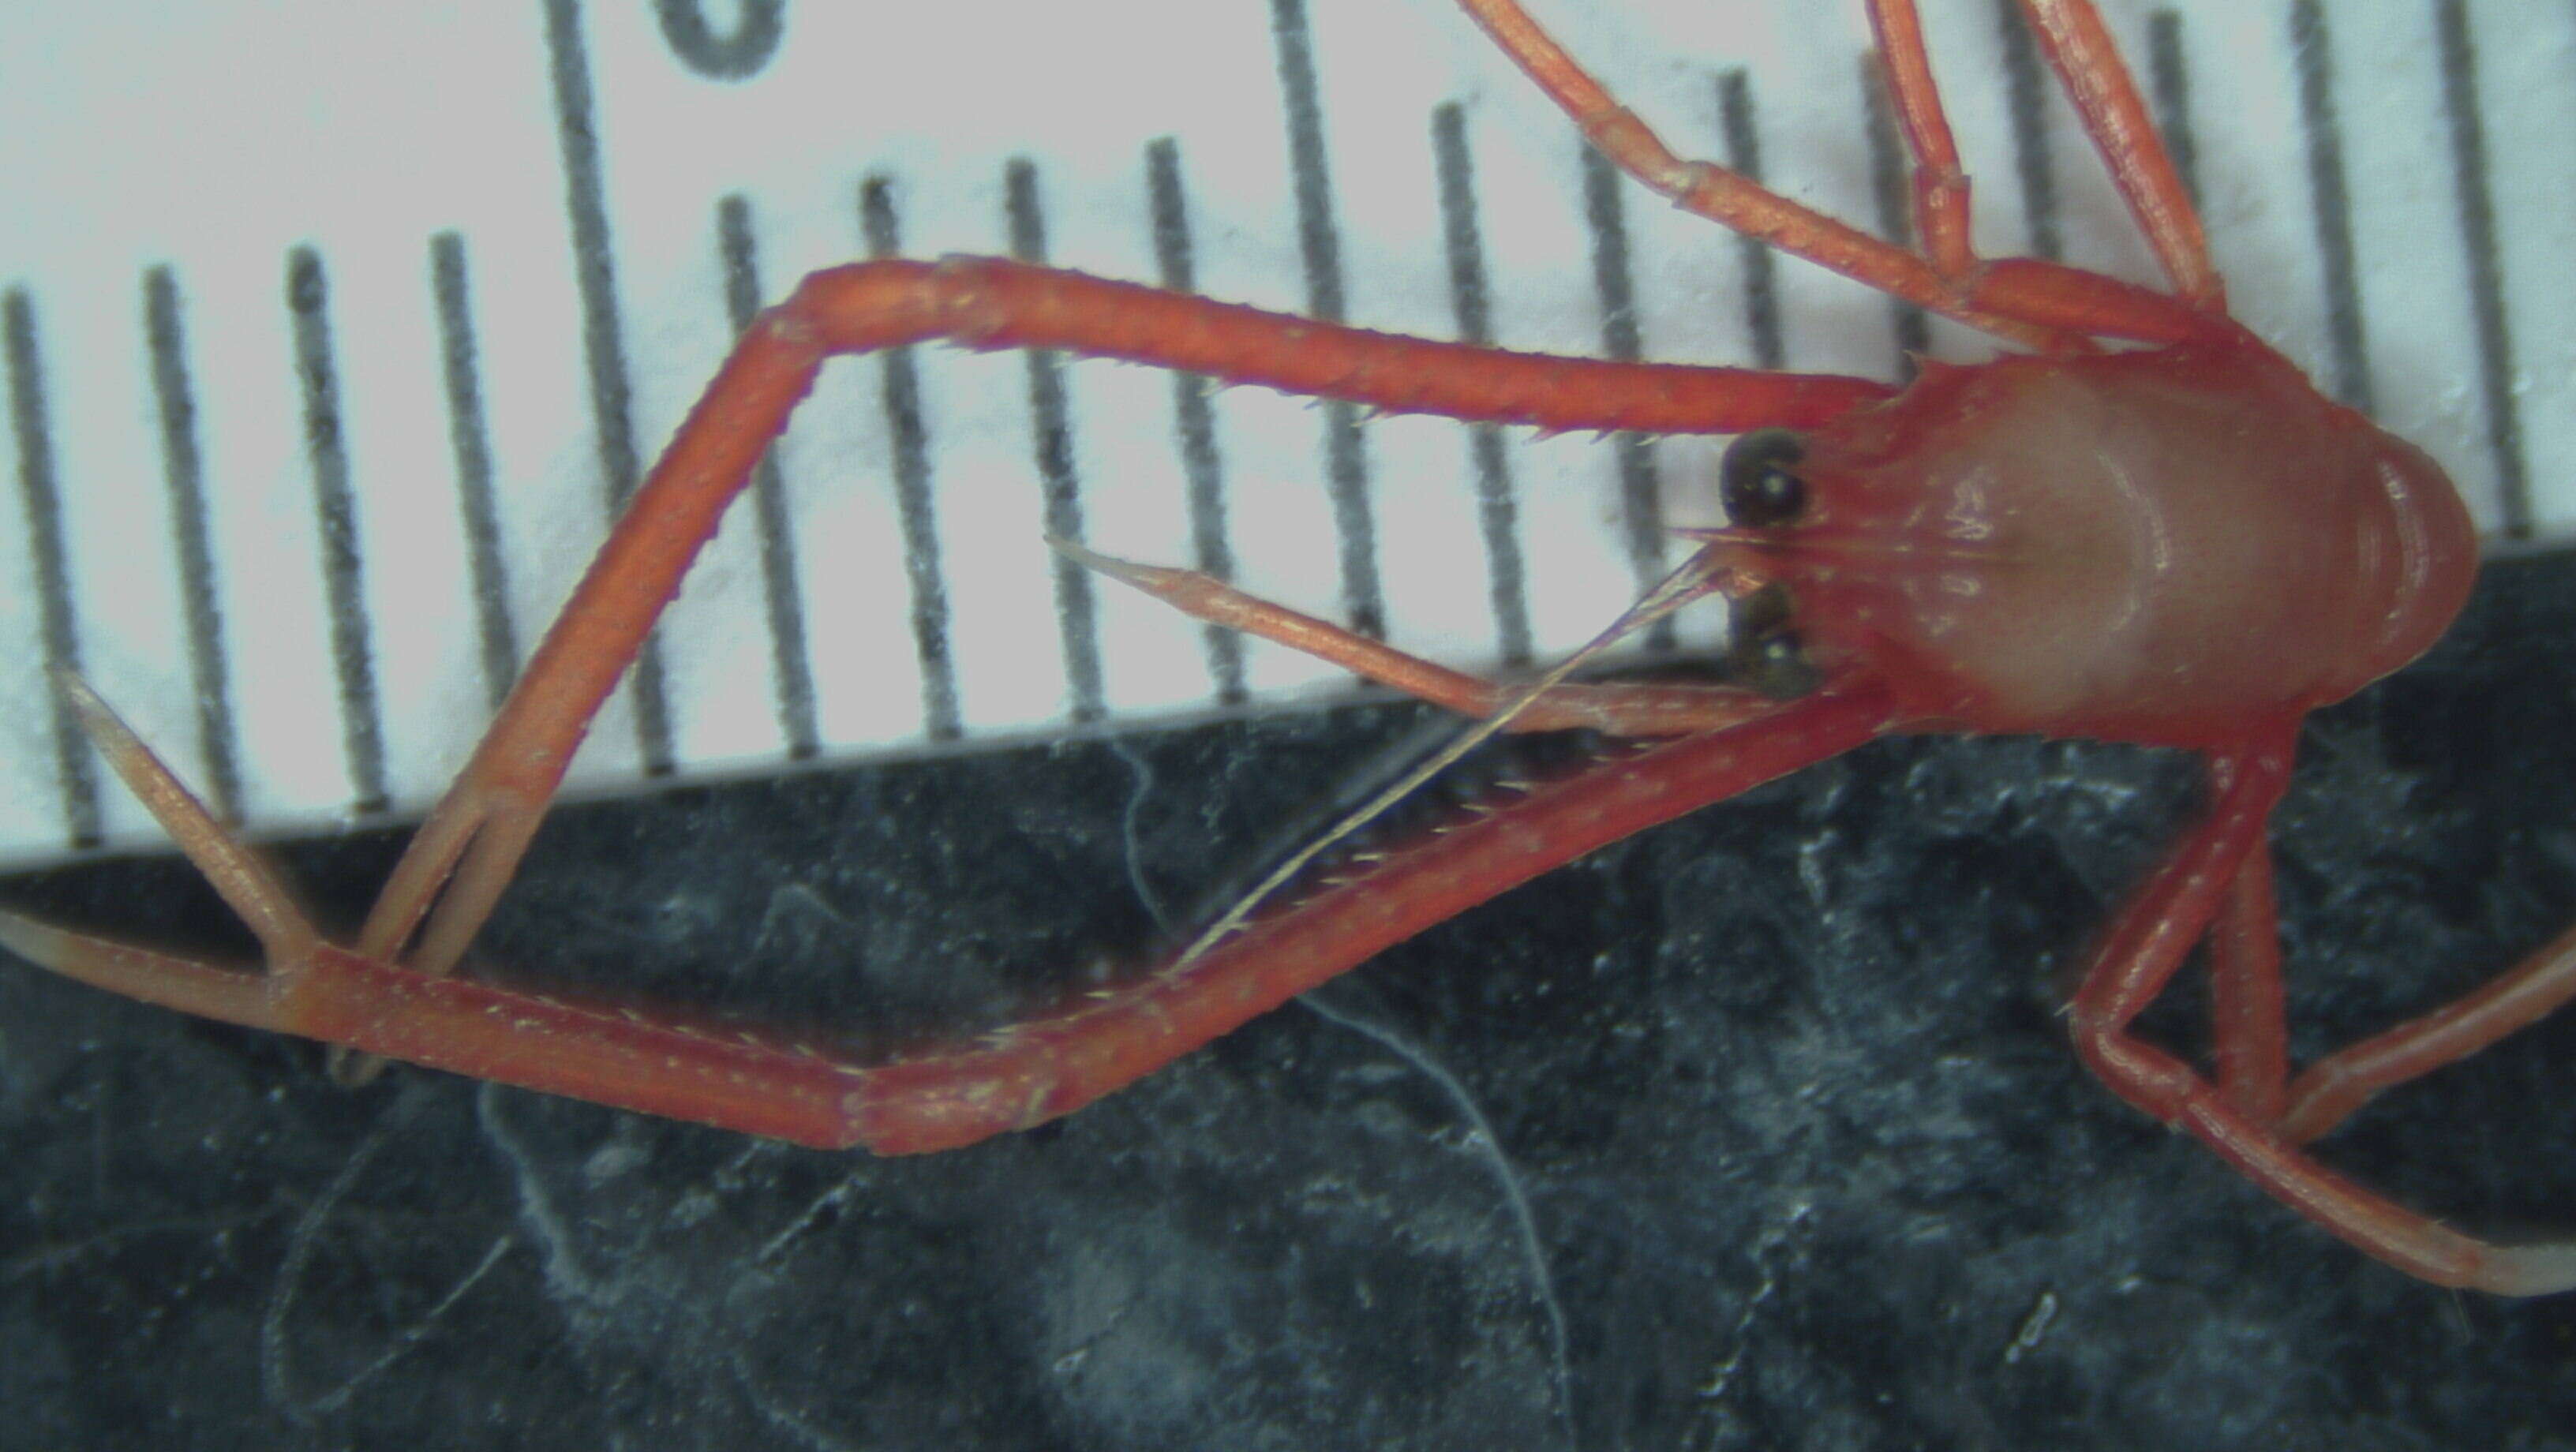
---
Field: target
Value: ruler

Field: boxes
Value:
[2,0,2569,870]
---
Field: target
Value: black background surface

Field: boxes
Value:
[4,549,2575,1450]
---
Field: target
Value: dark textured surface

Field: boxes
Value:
[5,549,2576,1450]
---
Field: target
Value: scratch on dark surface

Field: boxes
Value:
[262,1089,514,1423]
[735,1349,871,1452]
[754,1168,871,1267]
[1298,987,1574,1449]
[262,1097,403,1419]
[1696,1200,1812,1413]
[2003,1289,2060,1364]
[2,559,2574,1447]
[1110,736,1174,932]
[478,1081,612,1310]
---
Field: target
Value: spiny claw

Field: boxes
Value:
[1041,534,1305,638]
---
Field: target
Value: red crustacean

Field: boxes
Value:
[4,0,2573,1298]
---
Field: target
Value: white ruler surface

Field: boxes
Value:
[2,0,2570,870]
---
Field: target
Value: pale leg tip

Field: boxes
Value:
[1042,534,1165,590]
[2479,1243,2576,1297]
[0,904,284,1030]
[0,906,73,971]
[1041,533,1110,568]
[45,665,118,733]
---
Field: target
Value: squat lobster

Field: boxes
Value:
[7,0,2576,1295]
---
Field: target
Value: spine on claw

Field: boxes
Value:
[842,687,1894,1153]
[195,687,1893,1154]
[284,945,871,1148]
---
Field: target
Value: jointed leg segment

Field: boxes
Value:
[2207,850,2290,1124]
[0,664,1904,1155]
[1451,0,2210,346]
[2278,920,2576,1144]
[2068,742,2576,1295]
[12,204,1908,1107]
[1864,0,1979,282]
[362,257,1896,985]
[2017,0,2221,305]
[4,0,2567,1302]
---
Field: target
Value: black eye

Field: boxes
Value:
[1720,428,1807,528]
[1726,582,1822,699]
[1739,632,1822,700]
